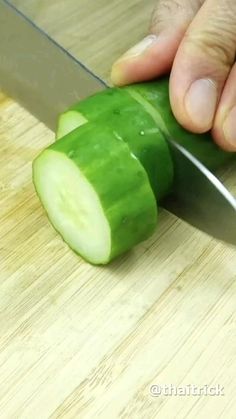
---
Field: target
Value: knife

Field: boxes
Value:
[0,0,235,245]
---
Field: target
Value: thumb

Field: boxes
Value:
[169,0,236,133]
[111,0,203,86]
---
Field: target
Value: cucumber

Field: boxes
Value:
[33,122,157,265]
[57,88,174,201]
[57,88,130,139]
[57,77,234,200]
[127,78,234,171]
[33,77,235,265]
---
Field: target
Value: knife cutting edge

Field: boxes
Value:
[0,0,235,246]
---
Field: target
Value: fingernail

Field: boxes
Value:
[118,35,159,60]
[184,79,218,131]
[110,65,124,86]
[223,106,236,149]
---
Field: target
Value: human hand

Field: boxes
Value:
[111,0,236,151]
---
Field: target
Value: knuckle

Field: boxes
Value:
[150,0,203,33]
[150,0,186,32]
[184,29,235,70]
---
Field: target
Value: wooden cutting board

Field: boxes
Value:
[1,1,236,418]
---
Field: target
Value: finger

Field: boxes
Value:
[111,0,203,86]
[212,64,236,151]
[169,0,236,134]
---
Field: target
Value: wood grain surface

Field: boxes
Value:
[1,1,236,418]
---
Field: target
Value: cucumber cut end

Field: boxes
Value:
[57,111,88,139]
[33,150,111,264]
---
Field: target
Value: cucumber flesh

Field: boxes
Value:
[57,111,87,139]
[33,123,158,265]
[33,149,111,263]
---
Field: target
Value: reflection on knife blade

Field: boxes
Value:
[163,137,236,245]
[0,0,107,130]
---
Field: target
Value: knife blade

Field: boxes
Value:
[0,0,235,245]
[163,138,236,245]
[0,0,107,131]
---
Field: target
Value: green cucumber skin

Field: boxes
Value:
[128,78,234,171]
[48,122,158,262]
[57,88,130,136]
[57,88,174,201]
[57,78,234,203]
[97,98,173,202]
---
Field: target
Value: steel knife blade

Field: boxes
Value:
[163,138,236,245]
[0,0,107,130]
[0,0,235,245]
